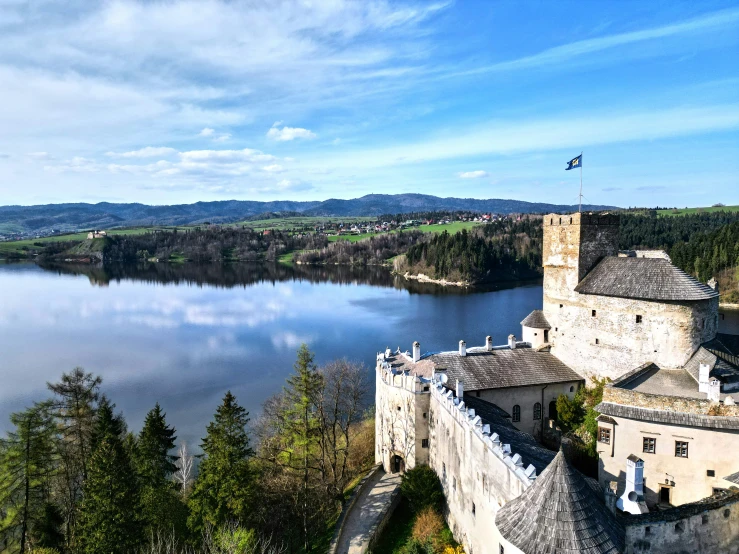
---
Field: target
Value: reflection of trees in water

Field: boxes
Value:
[38,261,540,296]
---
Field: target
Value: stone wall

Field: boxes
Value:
[375,362,430,472]
[476,381,579,437]
[428,382,536,554]
[542,212,719,381]
[602,386,739,417]
[624,492,739,553]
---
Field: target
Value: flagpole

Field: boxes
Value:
[579,151,583,213]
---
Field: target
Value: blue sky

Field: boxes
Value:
[0,0,738,207]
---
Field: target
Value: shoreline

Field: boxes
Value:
[399,272,470,287]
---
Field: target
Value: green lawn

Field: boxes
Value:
[658,205,739,217]
[327,221,481,243]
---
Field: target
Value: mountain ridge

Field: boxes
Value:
[0,194,619,236]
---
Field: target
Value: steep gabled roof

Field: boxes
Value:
[574,257,719,302]
[495,450,624,554]
[521,310,551,329]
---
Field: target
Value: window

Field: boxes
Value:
[570,217,573,224]
[397,406,401,411]
[423,412,427,419]
[595,338,600,345]
[422,439,429,448]
[453,477,456,491]
[443,462,446,479]
[533,402,542,420]
[569,385,575,393]
[559,304,563,309]
[643,437,656,453]
[472,502,476,516]
[636,315,642,323]
[500,545,505,554]
[675,441,689,458]
[512,405,521,422]
[592,309,597,317]
[423,386,429,391]
[598,427,611,444]
[707,469,715,477]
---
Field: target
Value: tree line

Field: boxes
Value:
[396,218,543,283]
[0,346,374,554]
[99,228,328,264]
[294,231,425,266]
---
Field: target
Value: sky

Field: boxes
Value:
[0,0,738,208]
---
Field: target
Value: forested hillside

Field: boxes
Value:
[395,218,543,284]
[0,347,374,553]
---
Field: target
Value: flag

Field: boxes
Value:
[566,154,582,170]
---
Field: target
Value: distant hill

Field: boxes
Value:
[0,194,618,236]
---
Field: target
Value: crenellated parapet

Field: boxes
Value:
[430,377,538,486]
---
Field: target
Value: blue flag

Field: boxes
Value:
[566,154,582,170]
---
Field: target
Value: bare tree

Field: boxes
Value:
[173,441,194,497]
[316,359,367,499]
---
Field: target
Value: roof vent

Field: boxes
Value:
[486,335,493,351]
[508,334,517,349]
[459,340,466,356]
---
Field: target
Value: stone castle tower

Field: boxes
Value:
[542,212,719,381]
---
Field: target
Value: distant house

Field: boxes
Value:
[87,230,107,239]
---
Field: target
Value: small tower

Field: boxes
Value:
[521,310,551,348]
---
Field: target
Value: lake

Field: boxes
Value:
[0,262,543,447]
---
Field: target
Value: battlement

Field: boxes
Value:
[543,212,620,227]
[430,378,537,486]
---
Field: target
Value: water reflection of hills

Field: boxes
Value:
[38,262,540,295]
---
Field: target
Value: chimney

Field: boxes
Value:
[508,334,517,349]
[456,379,464,399]
[708,378,721,402]
[617,455,649,514]
[412,341,421,363]
[486,335,493,351]
[699,362,711,393]
[459,340,466,357]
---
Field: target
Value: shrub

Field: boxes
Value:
[411,507,443,543]
[400,465,444,513]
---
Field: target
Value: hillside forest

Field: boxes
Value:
[0,346,375,554]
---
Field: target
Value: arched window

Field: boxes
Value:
[569,386,575,393]
[533,402,542,420]
[512,405,521,423]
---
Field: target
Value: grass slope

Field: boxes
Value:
[658,205,739,217]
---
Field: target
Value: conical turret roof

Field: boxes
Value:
[495,450,624,554]
[521,310,551,330]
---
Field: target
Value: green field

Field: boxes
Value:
[0,227,169,257]
[327,221,481,243]
[658,205,739,217]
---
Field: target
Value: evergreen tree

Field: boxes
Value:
[188,392,254,535]
[46,368,101,546]
[136,404,186,537]
[0,402,58,553]
[76,415,141,554]
[282,344,324,552]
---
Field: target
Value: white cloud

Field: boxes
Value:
[262,164,284,173]
[199,128,215,137]
[106,146,177,158]
[267,124,317,141]
[212,133,231,142]
[458,170,488,179]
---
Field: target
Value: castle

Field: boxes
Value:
[375,213,739,554]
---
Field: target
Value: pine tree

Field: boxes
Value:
[46,368,101,546]
[282,344,323,552]
[136,404,186,536]
[76,414,141,554]
[188,392,254,535]
[0,402,58,553]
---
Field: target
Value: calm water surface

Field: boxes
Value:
[0,261,539,446]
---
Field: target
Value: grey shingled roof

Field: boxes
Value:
[462,395,555,473]
[596,402,739,430]
[430,347,583,391]
[495,450,625,554]
[723,471,739,485]
[521,309,551,329]
[574,257,719,301]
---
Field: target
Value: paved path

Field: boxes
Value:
[335,469,402,554]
